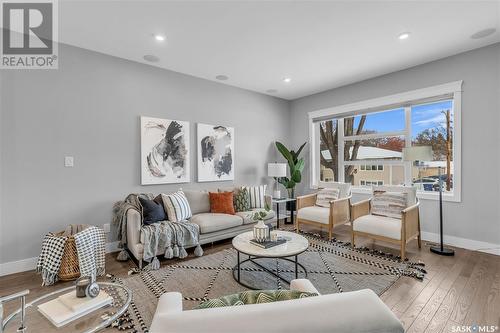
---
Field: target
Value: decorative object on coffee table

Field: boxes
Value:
[1,282,131,333]
[252,209,271,242]
[267,162,287,198]
[232,230,309,290]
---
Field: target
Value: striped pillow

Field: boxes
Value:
[371,191,407,219]
[244,185,267,209]
[161,191,192,222]
[315,188,340,208]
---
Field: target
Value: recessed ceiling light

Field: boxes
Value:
[470,28,496,39]
[283,77,292,83]
[398,32,411,40]
[266,89,278,94]
[215,75,229,81]
[143,55,160,63]
[154,34,166,42]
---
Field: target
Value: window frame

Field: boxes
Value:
[308,81,462,202]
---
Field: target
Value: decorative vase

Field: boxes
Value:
[253,220,269,242]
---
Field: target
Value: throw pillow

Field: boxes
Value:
[161,190,192,222]
[244,185,267,209]
[233,187,250,212]
[209,192,235,215]
[315,188,340,208]
[371,191,407,219]
[138,196,166,225]
[194,290,318,309]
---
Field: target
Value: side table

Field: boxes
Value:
[272,197,296,228]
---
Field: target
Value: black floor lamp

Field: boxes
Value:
[429,166,455,256]
[402,147,454,257]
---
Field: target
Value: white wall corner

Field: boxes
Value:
[0,241,122,277]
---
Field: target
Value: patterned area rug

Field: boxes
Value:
[110,231,425,332]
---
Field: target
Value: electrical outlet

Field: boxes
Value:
[64,156,74,167]
[103,223,110,233]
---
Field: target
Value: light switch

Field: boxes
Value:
[64,156,74,167]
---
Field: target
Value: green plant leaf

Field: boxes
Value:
[295,142,307,159]
[295,158,305,173]
[275,141,295,168]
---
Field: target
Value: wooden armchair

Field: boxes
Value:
[296,182,352,240]
[350,186,421,260]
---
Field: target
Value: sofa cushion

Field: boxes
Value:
[233,187,250,212]
[236,209,276,225]
[352,214,402,240]
[161,191,192,222]
[315,188,340,208]
[191,213,243,234]
[297,206,330,224]
[243,185,267,209]
[371,191,407,219]
[209,192,235,215]
[183,190,210,215]
[138,196,166,225]
[194,290,318,309]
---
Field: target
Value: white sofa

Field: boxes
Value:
[126,189,276,268]
[150,279,404,333]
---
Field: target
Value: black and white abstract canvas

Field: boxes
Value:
[197,123,234,182]
[141,116,190,185]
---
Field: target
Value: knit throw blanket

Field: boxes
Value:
[74,226,106,278]
[35,234,67,286]
[35,226,106,286]
[112,193,203,269]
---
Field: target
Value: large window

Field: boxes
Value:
[312,81,461,201]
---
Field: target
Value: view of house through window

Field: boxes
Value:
[319,100,454,193]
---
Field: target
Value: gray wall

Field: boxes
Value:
[0,44,290,264]
[290,43,500,245]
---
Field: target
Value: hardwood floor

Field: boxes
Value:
[1,223,498,333]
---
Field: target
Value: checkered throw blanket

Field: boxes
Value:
[35,234,67,286]
[74,226,106,278]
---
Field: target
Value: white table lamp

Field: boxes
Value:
[268,163,287,199]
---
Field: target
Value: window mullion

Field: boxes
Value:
[338,119,345,182]
[404,106,412,186]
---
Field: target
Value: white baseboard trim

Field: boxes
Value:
[421,232,500,256]
[0,241,122,277]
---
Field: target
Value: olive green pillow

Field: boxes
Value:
[233,187,250,212]
[194,290,318,309]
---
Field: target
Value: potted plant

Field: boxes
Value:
[274,141,306,199]
[252,204,271,242]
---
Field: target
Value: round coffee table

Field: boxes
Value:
[232,231,309,290]
[2,282,131,333]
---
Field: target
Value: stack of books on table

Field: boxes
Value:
[38,290,112,327]
[250,238,287,249]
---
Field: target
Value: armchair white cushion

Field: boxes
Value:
[297,206,330,224]
[352,214,402,240]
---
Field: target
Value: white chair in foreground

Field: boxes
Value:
[149,279,404,333]
[296,182,351,240]
[350,185,421,260]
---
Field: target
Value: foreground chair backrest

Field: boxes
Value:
[296,182,352,240]
[350,185,421,260]
[149,278,404,333]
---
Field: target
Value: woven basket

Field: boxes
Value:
[56,232,80,281]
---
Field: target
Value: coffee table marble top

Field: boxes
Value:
[232,231,309,258]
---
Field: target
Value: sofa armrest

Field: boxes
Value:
[350,198,371,222]
[154,292,183,316]
[297,193,317,210]
[290,279,321,295]
[126,208,142,247]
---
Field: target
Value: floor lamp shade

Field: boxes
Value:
[268,163,287,198]
[402,146,433,161]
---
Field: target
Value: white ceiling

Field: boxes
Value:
[59,1,500,100]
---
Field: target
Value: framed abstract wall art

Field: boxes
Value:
[197,123,234,182]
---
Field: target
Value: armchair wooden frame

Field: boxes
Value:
[349,198,422,260]
[296,193,352,240]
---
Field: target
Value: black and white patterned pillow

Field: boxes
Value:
[371,191,407,219]
[161,190,192,222]
[243,185,267,209]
